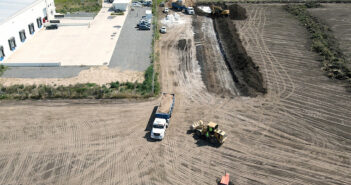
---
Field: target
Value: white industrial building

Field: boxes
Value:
[0,0,56,63]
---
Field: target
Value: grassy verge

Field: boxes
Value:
[55,0,102,14]
[0,66,160,100]
[149,0,163,94]
[284,3,351,84]
[0,65,7,77]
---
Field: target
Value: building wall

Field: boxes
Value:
[0,0,56,62]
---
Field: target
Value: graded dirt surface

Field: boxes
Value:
[0,5,351,185]
[308,4,351,62]
[193,16,239,96]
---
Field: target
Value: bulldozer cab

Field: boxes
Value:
[207,122,218,134]
[210,4,229,17]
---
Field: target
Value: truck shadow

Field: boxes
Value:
[143,106,158,142]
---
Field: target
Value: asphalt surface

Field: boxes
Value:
[2,7,153,78]
[109,7,153,71]
[2,66,89,78]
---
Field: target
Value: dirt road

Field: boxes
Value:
[0,4,350,185]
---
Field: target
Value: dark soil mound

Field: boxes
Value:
[228,4,247,20]
[213,17,266,96]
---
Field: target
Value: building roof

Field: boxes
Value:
[0,0,38,24]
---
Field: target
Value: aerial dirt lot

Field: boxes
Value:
[0,4,350,185]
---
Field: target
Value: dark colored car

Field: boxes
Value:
[46,24,58,30]
[139,24,151,30]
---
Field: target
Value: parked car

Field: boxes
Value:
[46,24,58,30]
[160,26,167,33]
[163,7,169,13]
[132,2,142,7]
[137,19,151,27]
[139,24,151,30]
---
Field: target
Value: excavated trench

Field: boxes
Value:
[194,3,266,96]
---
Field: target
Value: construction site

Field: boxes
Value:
[0,0,350,185]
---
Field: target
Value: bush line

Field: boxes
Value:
[55,0,102,14]
[0,65,160,100]
[284,3,351,84]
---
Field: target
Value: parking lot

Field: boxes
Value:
[109,6,153,71]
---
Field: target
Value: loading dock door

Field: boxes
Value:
[0,46,4,61]
[37,17,42,28]
[28,23,35,34]
[8,37,16,51]
[19,30,26,42]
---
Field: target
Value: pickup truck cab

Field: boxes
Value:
[186,7,195,15]
[160,26,167,34]
[151,118,169,140]
[163,7,169,13]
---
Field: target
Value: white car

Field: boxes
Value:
[163,7,169,13]
[151,118,169,140]
[160,26,167,34]
[132,2,142,7]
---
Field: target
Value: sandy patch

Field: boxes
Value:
[0,66,144,86]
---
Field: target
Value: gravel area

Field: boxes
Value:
[109,7,153,71]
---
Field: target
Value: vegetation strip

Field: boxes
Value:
[55,0,102,14]
[284,3,351,85]
[0,65,159,100]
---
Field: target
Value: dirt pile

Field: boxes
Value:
[228,4,247,20]
[158,93,174,114]
[213,17,266,96]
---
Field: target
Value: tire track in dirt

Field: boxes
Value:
[0,4,350,185]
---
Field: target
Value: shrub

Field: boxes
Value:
[0,65,7,76]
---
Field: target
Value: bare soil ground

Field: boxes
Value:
[193,16,239,96]
[0,4,350,185]
[0,66,144,86]
[308,4,351,65]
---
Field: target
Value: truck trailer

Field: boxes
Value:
[151,93,175,140]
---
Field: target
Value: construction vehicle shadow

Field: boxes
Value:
[143,106,158,142]
[188,130,221,148]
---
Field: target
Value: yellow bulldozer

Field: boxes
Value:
[191,120,227,145]
[210,5,230,17]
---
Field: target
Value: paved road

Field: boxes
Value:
[109,7,153,71]
[1,66,89,78]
